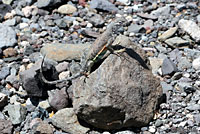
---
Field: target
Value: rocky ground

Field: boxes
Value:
[0,0,200,134]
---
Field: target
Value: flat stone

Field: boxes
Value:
[165,37,190,48]
[40,43,91,62]
[178,19,200,42]
[51,108,90,134]
[149,57,163,75]
[5,104,27,125]
[137,13,157,20]
[161,58,177,76]
[0,23,17,49]
[57,4,77,14]
[151,5,170,17]
[128,23,146,33]
[158,27,178,41]
[90,0,119,13]
[72,35,163,130]
[0,119,13,134]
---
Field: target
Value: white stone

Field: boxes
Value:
[59,71,70,80]
[19,23,29,29]
[179,19,200,42]
[192,57,200,70]
[102,132,111,134]
[57,4,77,14]
[149,126,156,133]
[129,32,135,37]
[116,0,131,5]
[86,23,93,28]
[178,121,187,127]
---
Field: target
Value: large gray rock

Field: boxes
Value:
[51,108,90,134]
[161,58,178,76]
[20,60,56,97]
[0,23,17,49]
[90,0,119,13]
[5,104,27,125]
[19,61,44,97]
[0,119,13,134]
[72,35,163,130]
[178,19,200,42]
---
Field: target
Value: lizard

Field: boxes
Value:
[40,17,127,84]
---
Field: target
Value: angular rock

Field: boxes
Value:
[0,119,13,134]
[165,37,190,48]
[57,4,77,14]
[5,104,27,125]
[72,35,163,130]
[151,5,170,17]
[90,0,119,13]
[51,108,90,134]
[48,88,69,110]
[161,58,177,76]
[149,57,163,75]
[158,27,178,41]
[40,43,91,62]
[128,23,146,33]
[0,23,17,49]
[0,66,10,80]
[178,19,200,42]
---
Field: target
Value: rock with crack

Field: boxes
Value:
[72,35,163,130]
